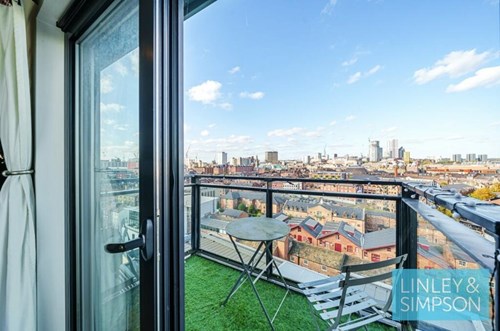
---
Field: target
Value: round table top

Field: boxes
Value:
[225,217,290,242]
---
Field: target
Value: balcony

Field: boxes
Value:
[182,175,500,330]
[185,254,394,330]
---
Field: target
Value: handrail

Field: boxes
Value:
[190,174,403,186]
[403,182,500,235]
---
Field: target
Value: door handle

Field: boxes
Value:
[105,218,154,261]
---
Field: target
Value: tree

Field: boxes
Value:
[438,181,448,187]
[470,187,496,201]
[437,206,453,218]
[490,183,500,193]
[237,203,247,212]
[248,204,257,215]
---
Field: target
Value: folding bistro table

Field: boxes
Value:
[222,217,290,330]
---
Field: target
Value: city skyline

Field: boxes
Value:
[96,1,500,161]
[184,0,500,161]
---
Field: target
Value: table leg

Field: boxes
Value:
[222,236,276,330]
[264,241,290,323]
[222,236,265,305]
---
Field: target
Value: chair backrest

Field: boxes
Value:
[332,254,407,329]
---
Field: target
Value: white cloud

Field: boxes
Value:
[413,49,491,85]
[130,48,139,75]
[184,123,191,132]
[100,102,124,113]
[188,80,222,104]
[366,65,382,76]
[347,72,362,84]
[268,127,304,137]
[100,75,113,94]
[208,123,217,128]
[239,91,265,100]
[200,130,210,137]
[345,115,356,121]
[188,135,254,153]
[102,119,116,126]
[219,102,233,110]
[114,125,128,131]
[342,58,358,66]
[114,61,128,76]
[382,126,397,133]
[489,121,500,127]
[229,66,240,74]
[330,120,337,126]
[100,141,138,160]
[443,135,465,141]
[304,131,321,138]
[347,65,382,84]
[321,0,338,15]
[446,66,500,92]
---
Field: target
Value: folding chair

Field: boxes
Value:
[298,254,407,331]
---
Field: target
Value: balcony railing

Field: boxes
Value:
[185,174,500,331]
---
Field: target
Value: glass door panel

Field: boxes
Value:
[77,1,145,329]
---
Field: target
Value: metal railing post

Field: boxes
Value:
[397,186,418,331]
[398,187,417,270]
[191,176,201,252]
[496,237,500,331]
[265,180,273,277]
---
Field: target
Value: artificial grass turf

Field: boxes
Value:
[185,255,395,331]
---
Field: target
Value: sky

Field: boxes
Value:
[184,0,500,161]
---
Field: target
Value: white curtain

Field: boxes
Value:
[0,3,36,331]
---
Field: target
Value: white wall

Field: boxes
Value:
[35,0,70,330]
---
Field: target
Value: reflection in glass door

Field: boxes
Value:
[77,1,144,329]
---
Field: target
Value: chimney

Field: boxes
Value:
[275,236,290,260]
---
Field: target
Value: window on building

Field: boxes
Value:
[321,265,327,271]
[347,245,353,253]
[371,254,380,262]
[307,237,312,244]
[290,256,295,262]
[364,251,368,257]
[458,260,467,267]
[303,259,308,266]
[386,247,391,252]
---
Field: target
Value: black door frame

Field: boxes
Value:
[58,0,184,330]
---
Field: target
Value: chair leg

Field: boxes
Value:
[307,298,322,331]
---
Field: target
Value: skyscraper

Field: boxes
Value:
[216,151,227,165]
[478,154,488,162]
[452,154,462,163]
[403,151,411,163]
[265,151,279,164]
[386,139,398,159]
[369,141,382,162]
[466,154,476,162]
[398,146,405,159]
